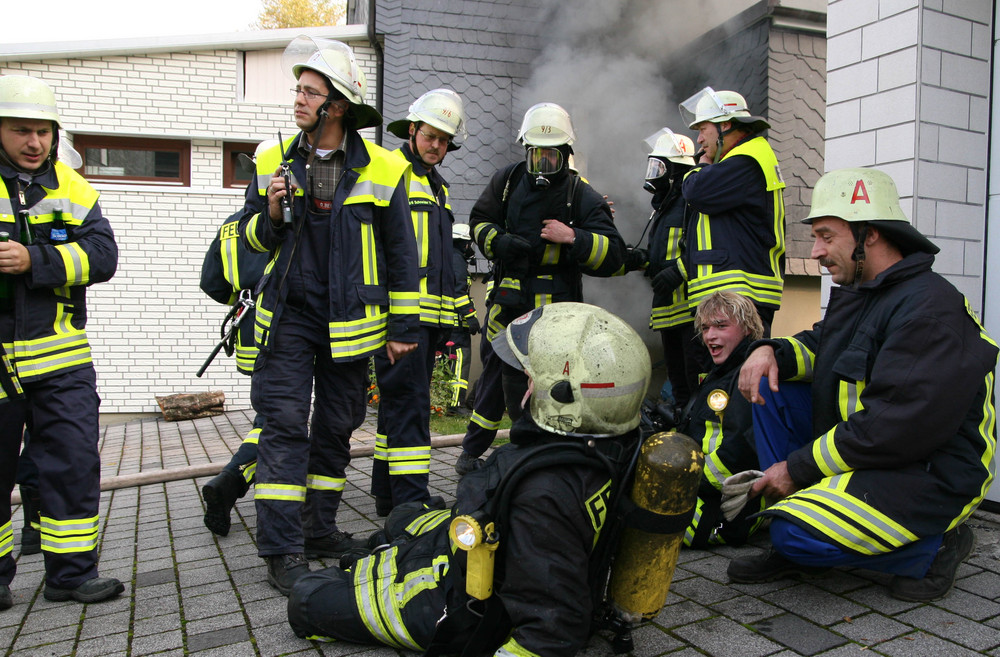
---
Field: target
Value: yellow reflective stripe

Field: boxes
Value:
[13,344,92,379]
[55,242,89,285]
[241,461,256,485]
[582,233,610,269]
[389,291,420,316]
[398,554,449,606]
[540,244,559,266]
[343,178,398,207]
[811,426,851,477]
[687,271,784,305]
[785,337,815,381]
[386,445,432,475]
[255,303,273,347]
[221,220,241,288]
[768,188,786,278]
[353,549,421,650]
[306,474,346,492]
[700,420,730,488]
[0,521,11,558]
[330,314,389,338]
[39,514,99,554]
[243,427,261,445]
[649,304,694,330]
[534,293,552,307]
[497,637,542,657]
[956,370,997,528]
[476,224,499,256]
[244,212,269,252]
[682,497,705,547]
[471,410,501,431]
[255,483,306,502]
[374,433,388,461]
[360,218,377,285]
[411,207,429,267]
[403,510,452,536]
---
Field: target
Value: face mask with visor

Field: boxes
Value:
[526,147,564,176]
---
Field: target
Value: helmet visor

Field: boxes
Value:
[526,147,563,176]
[645,157,667,181]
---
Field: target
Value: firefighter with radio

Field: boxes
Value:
[0,74,122,609]
[288,303,704,656]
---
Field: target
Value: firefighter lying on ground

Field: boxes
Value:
[286,302,702,657]
[729,168,998,603]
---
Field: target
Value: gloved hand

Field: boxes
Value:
[465,313,481,335]
[624,247,648,273]
[491,233,532,260]
[720,470,765,521]
[652,260,684,296]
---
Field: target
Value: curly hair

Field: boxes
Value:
[694,291,764,342]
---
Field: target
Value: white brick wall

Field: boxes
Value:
[825,0,990,312]
[2,35,377,415]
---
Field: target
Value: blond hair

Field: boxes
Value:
[694,291,764,342]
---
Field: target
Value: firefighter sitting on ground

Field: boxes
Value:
[287,302,693,656]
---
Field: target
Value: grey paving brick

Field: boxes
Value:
[934,586,1000,620]
[187,624,251,651]
[75,631,129,657]
[841,583,921,614]
[763,583,868,625]
[136,567,177,588]
[668,575,740,606]
[185,610,247,636]
[130,627,184,656]
[875,631,985,657]
[955,569,1000,600]
[751,613,848,655]
[132,611,182,637]
[829,611,912,646]
[79,609,131,638]
[672,616,783,657]
[651,599,714,629]
[895,606,1000,651]
[182,591,244,621]
[711,594,784,624]
[622,621,684,656]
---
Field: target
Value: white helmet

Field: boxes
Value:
[387,88,467,151]
[679,87,770,132]
[804,168,938,255]
[452,223,471,241]
[645,128,696,166]
[516,102,576,147]
[491,303,651,438]
[283,36,381,130]
[0,75,61,127]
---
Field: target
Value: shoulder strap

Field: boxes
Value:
[563,172,581,227]
[500,161,526,227]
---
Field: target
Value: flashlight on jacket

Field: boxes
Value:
[450,514,499,600]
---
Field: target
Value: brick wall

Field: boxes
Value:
[825,0,991,310]
[2,36,377,415]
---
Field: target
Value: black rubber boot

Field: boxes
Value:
[202,469,248,537]
[19,486,41,556]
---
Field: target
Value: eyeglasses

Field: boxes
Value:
[291,87,326,102]
[417,128,452,146]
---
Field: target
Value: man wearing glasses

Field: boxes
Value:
[238,37,419,595]
[369,89,472,517]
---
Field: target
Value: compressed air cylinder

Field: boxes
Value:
[607,431,704,622]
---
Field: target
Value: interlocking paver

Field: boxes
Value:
[2,408,998,657]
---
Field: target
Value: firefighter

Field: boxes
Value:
[731,168,998,602]
[677,87,786,335]
[471,102,626,421]
[238,37,419,595]
[287,302,652,656]
[624,128,708,407]
[370,89,468,517]
[675,291,766,547]
[198,146,272,535]
[0,74,123,609]
[443,223,480,416]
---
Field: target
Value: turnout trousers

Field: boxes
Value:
[251,306,368,556]
[460,334,505,458]
[752,379,942,578]
[371,326,445,506]
[0,366,101,589]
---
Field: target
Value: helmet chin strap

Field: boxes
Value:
[850,224,869,287]
[303,100,332,175]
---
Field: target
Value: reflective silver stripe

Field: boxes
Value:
[0,198,13,215]
[354,551,409,648]
[306,474,346,492]
[404,510,451,536]
[798,487,914,546]
[374,551,420,649]
[14,346,92,378]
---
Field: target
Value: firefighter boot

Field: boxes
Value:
[202,469,248,537]
[19,486,41,556]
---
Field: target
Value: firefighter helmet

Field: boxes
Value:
[452,223,471,241]
[679,87,769,132]
[491,302,651,438]
[387,88,466,151]
[284,36,381,130]
[645,128,696,165]
[0,75,61,127]
[804,167,939,254]
[516,102,575,147]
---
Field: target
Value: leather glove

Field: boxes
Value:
[652,260,684,296]
[624,247,648,273]
[720,470,765,521]
[491,233,532,260]
[465,313,481,335]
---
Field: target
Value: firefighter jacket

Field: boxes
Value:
[677,338,764,547]
[392,143,461,329]
[645,185,693,330]
[200,211,269,374]
[240,131,420,361]
[761,252,998,555]
[289,416,637,657]
[681,135,786,309]
[471,163,626,339]
[0,160,117,383]
[448,240,477,349]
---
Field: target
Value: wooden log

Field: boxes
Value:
[155,391,225,421]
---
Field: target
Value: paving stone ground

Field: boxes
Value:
[2,408,999,657]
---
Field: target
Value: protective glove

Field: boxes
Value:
[465,313,481,335]
[652,260,684,296]
[491,233,532,260]
[624,247,648,273]
[720,470,765,522]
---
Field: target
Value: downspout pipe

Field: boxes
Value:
[367,0,384,146]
